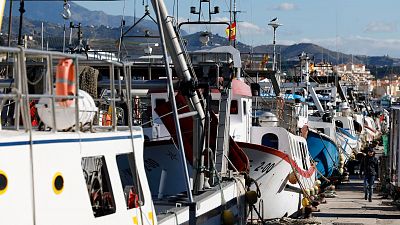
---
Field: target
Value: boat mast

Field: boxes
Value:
[150,0,206,192]
[152,0,194,202]
[17,0,25,46]
[6,0,13,47]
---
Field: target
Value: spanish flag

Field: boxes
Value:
[225,22,236,41]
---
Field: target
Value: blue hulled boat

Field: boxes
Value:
[307,129,340,178]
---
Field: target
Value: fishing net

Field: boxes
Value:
[79,66,99,99]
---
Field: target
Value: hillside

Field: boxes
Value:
[253,43,400,67]
[4,1,157,29]
[2,2,399,69]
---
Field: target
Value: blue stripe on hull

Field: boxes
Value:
[0,135,142,147]
[306,130,339,178]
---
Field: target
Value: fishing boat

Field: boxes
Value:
[0,48,158,225]
[128,1,249,224]
[334,102,361,160]
[306,128,340,178]
[0,0,250,224]
[307,93,341,177]
[237,55,317,219]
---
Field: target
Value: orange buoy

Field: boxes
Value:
[56,58,76,107]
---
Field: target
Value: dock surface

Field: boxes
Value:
[314,177,400,225]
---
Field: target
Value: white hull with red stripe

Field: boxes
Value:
[238,126,316,220]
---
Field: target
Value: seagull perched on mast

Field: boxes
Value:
[270,17,277,22]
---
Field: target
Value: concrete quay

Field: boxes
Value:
[314,178,400,225]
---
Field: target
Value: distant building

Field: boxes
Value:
[334,63,374,93]
[370,75,400,97]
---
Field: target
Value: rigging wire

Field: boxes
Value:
[117,0,127,60]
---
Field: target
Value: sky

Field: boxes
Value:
[76,0,400,57]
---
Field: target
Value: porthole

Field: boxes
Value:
[0,170,8,195]
[52,172,64,195]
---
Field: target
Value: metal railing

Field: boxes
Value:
[0,47,127,132]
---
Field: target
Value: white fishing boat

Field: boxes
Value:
[231,88,317,220]
[231,53,317,219]
[0,48,157,225]
[128,1,249,224]
[335,102,361,159]
[0,1,250,224]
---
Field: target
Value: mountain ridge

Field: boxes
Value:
[1,2,399,69]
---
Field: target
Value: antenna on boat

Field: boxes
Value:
[17,0,25,46]
[227,0,242,48]
[62,0,71,53]
[179,0,227,32]
[118,4,158,60]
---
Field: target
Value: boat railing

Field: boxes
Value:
[240,52,280,70]
[256,97,298,133]
[0,46,130,133]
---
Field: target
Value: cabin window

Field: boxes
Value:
[116,153,144,209]
[82,156,116,217]
[335,120,344,128]
[155,98,167,108]
[243,100,247,115]
[230,100,238,114]
[262,133,279,149]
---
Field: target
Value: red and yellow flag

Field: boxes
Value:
[225,22,236,41]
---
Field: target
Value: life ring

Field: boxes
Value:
[56,58,76,107]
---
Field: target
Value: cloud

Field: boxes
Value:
[365,22,397,33]
[238,21,265,34]
[272,3,297,11]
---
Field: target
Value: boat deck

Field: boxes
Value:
[314,177,400,225]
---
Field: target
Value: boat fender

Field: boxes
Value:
[288,172,298,184]
[221,210,235,225]
[310,188,315,196]
[304,188,311,196]
[339,168,344,174]
[301,197,310,207]
[314,180,321,187]
[339,154,345,161]
[56,58,76,107]
[244,175,262,198]
[245,190,258,205]
[314,186,319,194]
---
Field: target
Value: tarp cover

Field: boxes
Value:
[154,93,249,172]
